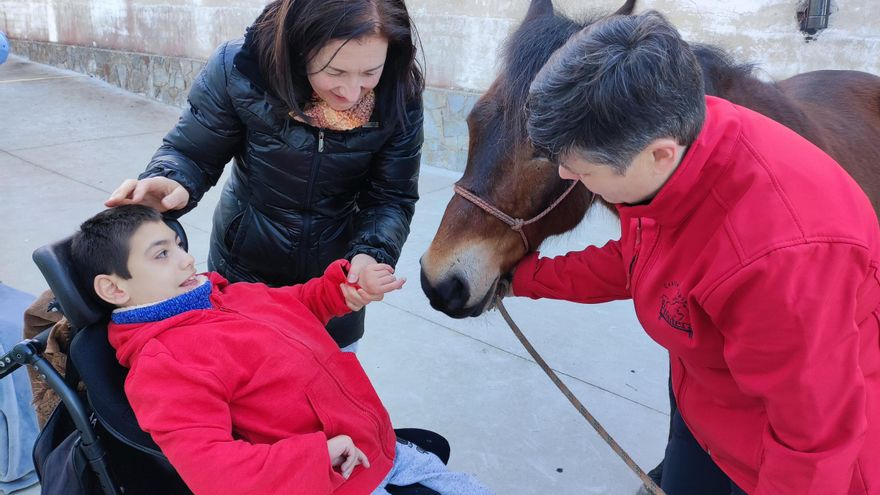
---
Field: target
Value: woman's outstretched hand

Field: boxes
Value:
[105,177,190,212]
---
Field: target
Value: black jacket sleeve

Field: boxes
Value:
[139,41,245,216]
[345,100,423,266]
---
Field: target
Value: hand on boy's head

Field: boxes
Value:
[327,435,370,479]
[105,177,189,212]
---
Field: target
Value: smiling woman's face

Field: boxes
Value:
[306,35,389,111]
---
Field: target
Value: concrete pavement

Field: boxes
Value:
[0,55,669,494]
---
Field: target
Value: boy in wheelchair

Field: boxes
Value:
[69,205,493,495]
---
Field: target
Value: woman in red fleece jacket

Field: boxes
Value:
[513,10,880,495]
[69,206,494,495]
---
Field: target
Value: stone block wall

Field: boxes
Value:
[5,0,879,170]
[423,88,480,172]
[9,39,479,172]
[10,40,202,108]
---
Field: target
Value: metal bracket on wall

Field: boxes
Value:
[798,0,831,36]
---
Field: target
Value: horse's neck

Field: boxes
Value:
[710,75,820,144]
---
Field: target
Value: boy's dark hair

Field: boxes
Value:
[526,10,706,173]
[254,0,425,129]
[70,205,164,297]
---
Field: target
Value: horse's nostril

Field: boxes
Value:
[420,269,471,315]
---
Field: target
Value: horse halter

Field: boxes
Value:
[453,180,579,252]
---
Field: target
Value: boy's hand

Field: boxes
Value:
[341,262,405,311]
[327,435,370,479]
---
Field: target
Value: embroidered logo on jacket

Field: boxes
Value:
[659,281,693,337]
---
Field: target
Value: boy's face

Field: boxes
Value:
[95,221,198,307]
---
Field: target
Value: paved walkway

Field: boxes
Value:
[0,56,669,494]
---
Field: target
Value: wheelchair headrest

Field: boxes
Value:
[31,217,188,331]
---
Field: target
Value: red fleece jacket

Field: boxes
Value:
[108,260,396,495]
[513,97,880,494]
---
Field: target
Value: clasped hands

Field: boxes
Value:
[340,253,406,311]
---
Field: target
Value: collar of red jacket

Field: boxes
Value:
[617,95,742,226]
[109,272,230,368]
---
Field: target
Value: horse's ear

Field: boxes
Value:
[524,0,554,23]
[612,0,637,15]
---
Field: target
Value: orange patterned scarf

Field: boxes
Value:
[297,90,375,130]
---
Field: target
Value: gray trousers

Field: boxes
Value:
[372,439,494,495]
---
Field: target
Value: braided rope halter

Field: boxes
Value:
[450,180,667,495]
[452,180,579,252]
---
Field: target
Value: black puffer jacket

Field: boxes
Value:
[140,36,422,347]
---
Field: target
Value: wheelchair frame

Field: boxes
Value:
[1,328,121,494]
[0,217,447,495]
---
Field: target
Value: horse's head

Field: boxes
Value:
[420,0,635,318]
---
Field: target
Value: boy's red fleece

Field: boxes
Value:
[108,260,396,495]
[513,97,880,494]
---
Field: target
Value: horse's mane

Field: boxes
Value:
[691,44,817,138]
[498,1,801,148]
[497,12,590,143]
[691,44,758,96]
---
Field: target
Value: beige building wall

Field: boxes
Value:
[3,0,878,170]
[3,0,878,88]
[413,0,880,88]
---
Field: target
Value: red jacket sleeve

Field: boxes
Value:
[271,259,353,325]
[126,343,344,495]
[511,240,631,303]
[703,242,869,495]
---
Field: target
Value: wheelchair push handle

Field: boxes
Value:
[0,327,50,380]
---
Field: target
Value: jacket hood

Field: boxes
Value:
[234,19,268,93]
[109,272,230,368]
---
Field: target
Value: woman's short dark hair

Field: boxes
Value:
[70,205,163,298]
[526,10,706,173]
[254,0,424,128]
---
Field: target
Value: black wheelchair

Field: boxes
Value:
[0,219,448,494]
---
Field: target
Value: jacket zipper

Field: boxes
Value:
[219,303,389,455]
[299,129,324,276]
[320,361,393,457]
[289,117,380,134]
[626,218,642,291]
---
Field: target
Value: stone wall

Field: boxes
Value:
[9,40,203,107]
[6,1,878,89]
[9,38,481,171]
[4,0,879,171]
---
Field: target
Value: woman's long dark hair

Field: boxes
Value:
[253,0,424,128]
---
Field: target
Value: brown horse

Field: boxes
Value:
[420,0,880,318]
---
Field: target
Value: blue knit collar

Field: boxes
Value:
[111,276,213,324]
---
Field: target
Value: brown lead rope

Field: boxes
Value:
[495,298,667,495]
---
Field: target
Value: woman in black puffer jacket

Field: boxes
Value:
[106,0,423,349]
